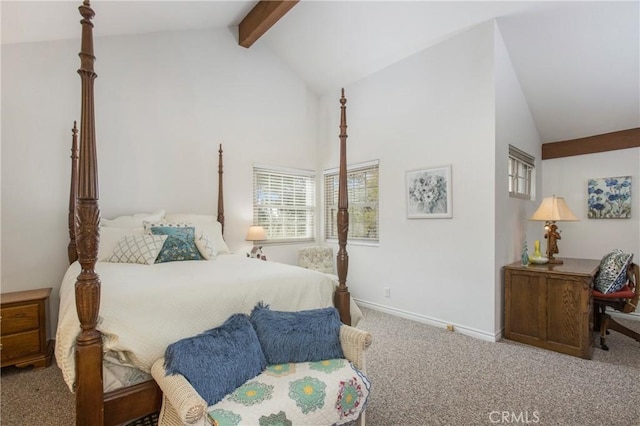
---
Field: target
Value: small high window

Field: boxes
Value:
[508,145,535,200]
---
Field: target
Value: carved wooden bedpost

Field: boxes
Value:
[75,1,104,424]
[218,144,225,234]
[335,89,351,325]
[68,122,79,264]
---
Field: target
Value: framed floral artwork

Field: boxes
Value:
[587,176,631,219]
[406,165,452,218]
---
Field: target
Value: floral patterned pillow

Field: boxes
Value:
[149,224,201,263]
[595,249,633,294]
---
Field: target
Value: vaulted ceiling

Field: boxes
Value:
[2,1,638,143]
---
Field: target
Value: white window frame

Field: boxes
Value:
[324,160,379,243]
[253,164,316,244]
[508,145,535,200]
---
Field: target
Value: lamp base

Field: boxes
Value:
[547,257,563,265]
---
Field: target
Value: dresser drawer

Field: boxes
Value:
[1,330,41,362]
[1,303,40,334]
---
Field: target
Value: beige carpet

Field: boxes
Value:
[1,307,639,425]
[360,308,640,426]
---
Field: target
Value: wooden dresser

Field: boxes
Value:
[504,258,599,359]
[1,287,53,368]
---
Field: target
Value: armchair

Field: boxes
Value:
[593,262,639,350]
[298,246,336,275]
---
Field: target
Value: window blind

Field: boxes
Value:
[253,166,315,243]
[324,161,379,242]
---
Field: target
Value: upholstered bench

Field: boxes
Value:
[150,306,372,426]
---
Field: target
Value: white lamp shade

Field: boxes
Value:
[529,196,579,222]
[245,225,267,241]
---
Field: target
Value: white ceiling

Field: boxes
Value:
[2,1,638,143]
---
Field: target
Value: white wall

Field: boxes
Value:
[494,22,543,334]
[318,22,499,340]
[1,28,319,334]
[3,17,636,344]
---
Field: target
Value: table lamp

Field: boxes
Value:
[245,225,267,246]
[529,195,579,264]
[245,225,267,260]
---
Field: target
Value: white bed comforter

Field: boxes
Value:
[55,255,356,392]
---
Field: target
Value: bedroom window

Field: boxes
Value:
[508,145,535,200]
[253,165,316,243]
[324,160,379,243]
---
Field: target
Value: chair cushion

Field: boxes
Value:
[206,359,370,426]
[250,303,344,365]
[164,314,266,406]
[594,250,633,294]
[593,285,634,300]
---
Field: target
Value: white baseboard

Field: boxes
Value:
[353,298,501,342]
[608,311,640,321]
[353,299,639,345]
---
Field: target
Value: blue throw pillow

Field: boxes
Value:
[164,314,266,406]
[150,225,201,263]
[249,303,344,365]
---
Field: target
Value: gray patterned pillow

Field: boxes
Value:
[595,250,633,294]
[195,233,218,260]
[107,234,167,265]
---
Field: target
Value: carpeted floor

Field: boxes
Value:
[360,308,640,426]
[1,307,639,425]
[127,413,159,426]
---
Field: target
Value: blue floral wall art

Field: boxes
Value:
[587,176,631,219]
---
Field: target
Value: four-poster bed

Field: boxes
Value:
[65,2,353,424]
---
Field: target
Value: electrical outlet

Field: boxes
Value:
[384,287,391,297]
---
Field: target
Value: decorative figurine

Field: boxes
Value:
[247,246,266,261]
[521,239,529,266]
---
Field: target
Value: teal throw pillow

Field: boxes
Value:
[150,225,201,263]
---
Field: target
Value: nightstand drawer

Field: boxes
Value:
[1,303,40,334]
[1,330,41,361]
[0,287,52,368]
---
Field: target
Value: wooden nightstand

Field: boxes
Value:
[1,287,53,368]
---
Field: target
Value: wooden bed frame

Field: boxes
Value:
[68,2,352,425]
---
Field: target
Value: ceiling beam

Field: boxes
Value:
[541,128,640,160]
[239,0,299,48]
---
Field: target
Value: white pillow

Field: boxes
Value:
[142,221,191,234]
[195,233,219,260]
[101,210,166,228]
[107,234,168,265]
[98,227,144,261]
[164,214,229,253]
